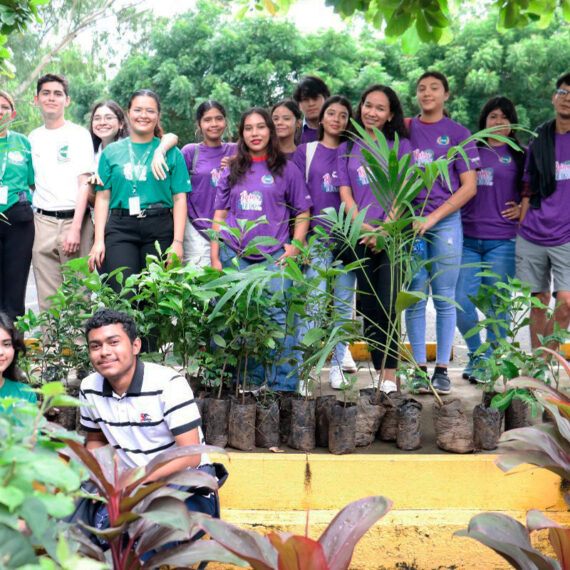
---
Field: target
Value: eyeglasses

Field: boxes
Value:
[556,88,570,98]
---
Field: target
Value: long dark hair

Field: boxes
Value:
[89,100,128,151]
[127,89,163,138]
[478,95,526,178]
[0,312,26,382]
[354,84,409,141]
[228,107,287,186]
[317,95,353,142]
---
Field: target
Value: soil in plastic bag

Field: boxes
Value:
[289,399,316,451]
[48,386,79,430]
[228,397,256,451]
[196,395,209,434]
[505,398,529,431]
[328,402,357,455]
[279,393,295,444]
[396,399,422,451]
[205,398,229,448]
[255,399,280,448]
[316,395,336,448]
[473,403,502,450]
[433,398,474,453]
[355,395,386,447]
[378,392,405,442]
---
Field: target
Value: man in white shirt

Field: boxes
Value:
[29,74,94,311]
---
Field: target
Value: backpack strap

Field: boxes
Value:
[190,143,200,176]
[305,141,319,183]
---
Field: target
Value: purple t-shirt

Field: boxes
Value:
[410,116,480,214]
[181,142,237,232]
[300,124,318,145]
[214,159,313,260]
[519,132,570,246]
[294,143,340,232]
[337,137,413,224]
[461,144,521,240]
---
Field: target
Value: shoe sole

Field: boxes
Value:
[416,385,431,394]
[342,367,357,373]
[434,387,451,395]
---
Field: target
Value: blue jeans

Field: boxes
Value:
[219,245,298,391]
[405,211,462,365]
[455,237,515,353]
[297,246,356,367]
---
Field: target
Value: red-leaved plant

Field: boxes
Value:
[456,348,570,569]
[62,440,246,569]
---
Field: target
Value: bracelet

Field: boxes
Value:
[173,239,183,245]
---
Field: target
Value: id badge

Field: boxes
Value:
[128,196,141,216]
[0,186,8,205]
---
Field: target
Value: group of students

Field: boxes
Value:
[1,69,569,399]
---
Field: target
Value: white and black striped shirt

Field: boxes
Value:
[80,360,207,469]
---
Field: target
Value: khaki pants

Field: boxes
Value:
[32,212,94,312]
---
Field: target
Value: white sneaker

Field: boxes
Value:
[380,379,398,394]
[329,366,348,390]
[297,378,313,397]
[341,349,357,373]
[364,375,379,390]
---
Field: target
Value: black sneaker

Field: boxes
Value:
[409,370,430,394]
[431,370,451,394]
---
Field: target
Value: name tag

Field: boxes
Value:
[0,186,8,205]
[129,196,141,216]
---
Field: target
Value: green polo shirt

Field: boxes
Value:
[0,132,34,213]
[0,378,37,404]
[97,137,191,209]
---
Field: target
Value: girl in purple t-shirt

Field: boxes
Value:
[338,84,412,394]
[456,96,525,382]
[181,101,236,267]
[211,107,312,392]
[293,95,357,390]
[406,71,479,395]
[271,99,302,160]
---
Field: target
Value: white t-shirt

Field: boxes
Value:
[29,121,94,210]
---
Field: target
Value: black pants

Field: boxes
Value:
[0,202,34,320]
[103,213,174,294]
[339,241,399,371]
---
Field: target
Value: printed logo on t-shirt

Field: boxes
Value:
[261,175,275,185]
[123,163,148,182]
[210,168,222,187]
[437,136,450,146]
[477,167,494,186]
[140,413,152,423]
[57,144,69,163]
[239,190,263,211]
[356,165,369,185]
[413,148,434,166]
[321,172,339,193]
[499,155,512,164]
[555,160,570,181]
[7,151,25,165]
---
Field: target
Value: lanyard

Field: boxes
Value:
[127,139,153,194]
[0,132,10,184]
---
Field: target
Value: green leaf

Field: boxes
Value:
[212,334,227,348]
[395,291,423,314]
[302,328,325,346]
[0,487,25,511]
[0,525,38,567]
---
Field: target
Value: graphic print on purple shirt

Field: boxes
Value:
[336,137,413,225]
[461,144,521,240]
[519,132,570,246]
[409,116,480,215]
[214,160,313,260]
[181,142,237,233]
[294,143,341,232]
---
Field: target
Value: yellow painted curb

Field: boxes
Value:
[349,341,451,362]
[210,453,566,569]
